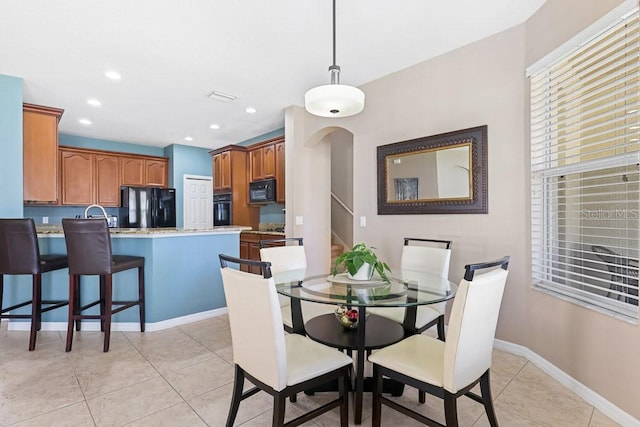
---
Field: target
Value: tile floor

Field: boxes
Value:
[0,316,622,426]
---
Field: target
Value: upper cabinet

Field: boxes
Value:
[275,139,285,203]
[23,103,64,204]
[248,139,277,182]
[121,156,168,187]
[59,146,168,206]
[212,150,232,191]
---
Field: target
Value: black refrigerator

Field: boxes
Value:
[120,186,177,228]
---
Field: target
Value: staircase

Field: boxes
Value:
[330,234,346,271]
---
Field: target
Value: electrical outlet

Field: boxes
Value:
[359,216,366,227]
[42,216,49,224]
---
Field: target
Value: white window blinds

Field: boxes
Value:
[530,6,640,320]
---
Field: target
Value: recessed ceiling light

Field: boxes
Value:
[87,98,101,107]
[208,91,237,102]
[210,124,220,130]
[245,107,257,114]
[79,118,92,125]
[185,136,193,141]
[105,71,121,80]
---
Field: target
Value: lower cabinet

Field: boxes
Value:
[239,232,284,274]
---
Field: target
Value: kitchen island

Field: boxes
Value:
[7,226,250,332]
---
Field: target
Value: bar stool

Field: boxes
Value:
[62,218,145,352]
[0,218,69,351]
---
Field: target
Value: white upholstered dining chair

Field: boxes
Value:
[368,256,510,427]
[259,237,334,332]
[219,254,352,427]
[370,238,452,339]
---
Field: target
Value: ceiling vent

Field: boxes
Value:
[208,91,237,103]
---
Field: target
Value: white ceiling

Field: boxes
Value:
[1,0,546,150]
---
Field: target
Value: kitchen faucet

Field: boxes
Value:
[84,204,108,219]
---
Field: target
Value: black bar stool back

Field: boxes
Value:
[0,218,68,350]
[62,218,145,352]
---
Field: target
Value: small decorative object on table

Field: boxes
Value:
[332,242,391,283]
[335,305,368,329]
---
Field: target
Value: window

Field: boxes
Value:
[529,3,640,321]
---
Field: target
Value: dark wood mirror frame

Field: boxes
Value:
[377,125,488,214]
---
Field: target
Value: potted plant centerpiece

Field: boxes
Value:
[332,242,391,283]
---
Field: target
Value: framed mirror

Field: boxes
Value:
[377,125,487,214]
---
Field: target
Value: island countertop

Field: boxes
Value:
[36,225,252,238]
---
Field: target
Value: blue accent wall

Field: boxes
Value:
[236,128,284,146]
[165,144,213,227]
[0,74,24,218]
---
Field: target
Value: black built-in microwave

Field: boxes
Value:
[249,178,276,203]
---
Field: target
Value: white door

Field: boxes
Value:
[183,175,213,229]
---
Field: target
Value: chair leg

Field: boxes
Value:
[226,365,245,427]
[65,275,77,352]
[372,365,383,427]
[273,394,286,426]
[75,276,82,332]
[99,276,106,332]
[339,366,349,427]
[418,390,426,404]
[138,265,145,332]
[103,275,113,352]
[0,274,3,329]
[28,275,40,351]
[437,315,445,341]
[443,391,459,427]
[480,370,498,427]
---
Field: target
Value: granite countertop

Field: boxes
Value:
[241,223,285,236]
[36,225,252,235]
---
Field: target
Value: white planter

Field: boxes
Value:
[347,263,374,281]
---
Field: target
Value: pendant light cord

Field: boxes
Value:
[329,0,341,84]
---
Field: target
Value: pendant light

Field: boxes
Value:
[304,0,365,118]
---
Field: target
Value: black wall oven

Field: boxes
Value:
[213,193,232,226]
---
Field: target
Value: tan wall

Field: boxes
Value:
[285,0,638,419]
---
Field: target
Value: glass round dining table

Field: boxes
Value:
[273,268,457,425]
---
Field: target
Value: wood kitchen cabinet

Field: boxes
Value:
[210,145,259,227]
[121,156,168,187]
[275,140,285,203]
[23,103,64,204]
[212,151,231,191]
[248,140,277,182]
[239,232,284,273]
[59,147,168,206]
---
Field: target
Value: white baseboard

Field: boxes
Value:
[6,307,228,332]
[494,339,640,427]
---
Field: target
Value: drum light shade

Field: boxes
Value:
[304,83,365,118]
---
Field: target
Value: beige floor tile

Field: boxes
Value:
[162,354,234,400]
[188,382,273,426]
[124,402,207,426]
[494,362,593,427]
[123,328,214,375]
[69,345,160,399]
[86,376,183,426]
[473,405,543,426]
[11,402,96,427]
[0,328,64,354]
[589,409,622,427]
[179,317,233,351]
[0,354,85,424]
[214,345,234,365]
[65,330,133,354]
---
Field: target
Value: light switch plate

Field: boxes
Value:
[295,216,303,225]
[360,216,366,227]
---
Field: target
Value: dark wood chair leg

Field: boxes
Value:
[437,315,445,341]
[372,365,383,427]
[35,274,43,332]
[480,370,499,427]
[103,275,113,352]
[273,394,286,426]
[419,390,426,404]
[226,365,245,427]
[289,394,297,403]
[28,275,40,351]
[138,265,145,332]
[339,366,349,427]
[75,276,82,331]
[444,391,459,427]
[99,275,106,332]
[66,275,76,352]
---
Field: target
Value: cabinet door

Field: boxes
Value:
[60,150,94,205]
[145,159,167,187]
[121,157,145,186]
[275,142,285,203]
[239,241,250,272]
[23,105,63,203]
[263,144,276,179]
[95,154,121,206]
[214,151,232,191]
[249,148,264,182]
[213,154,222,191]
[248,242,262,274]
